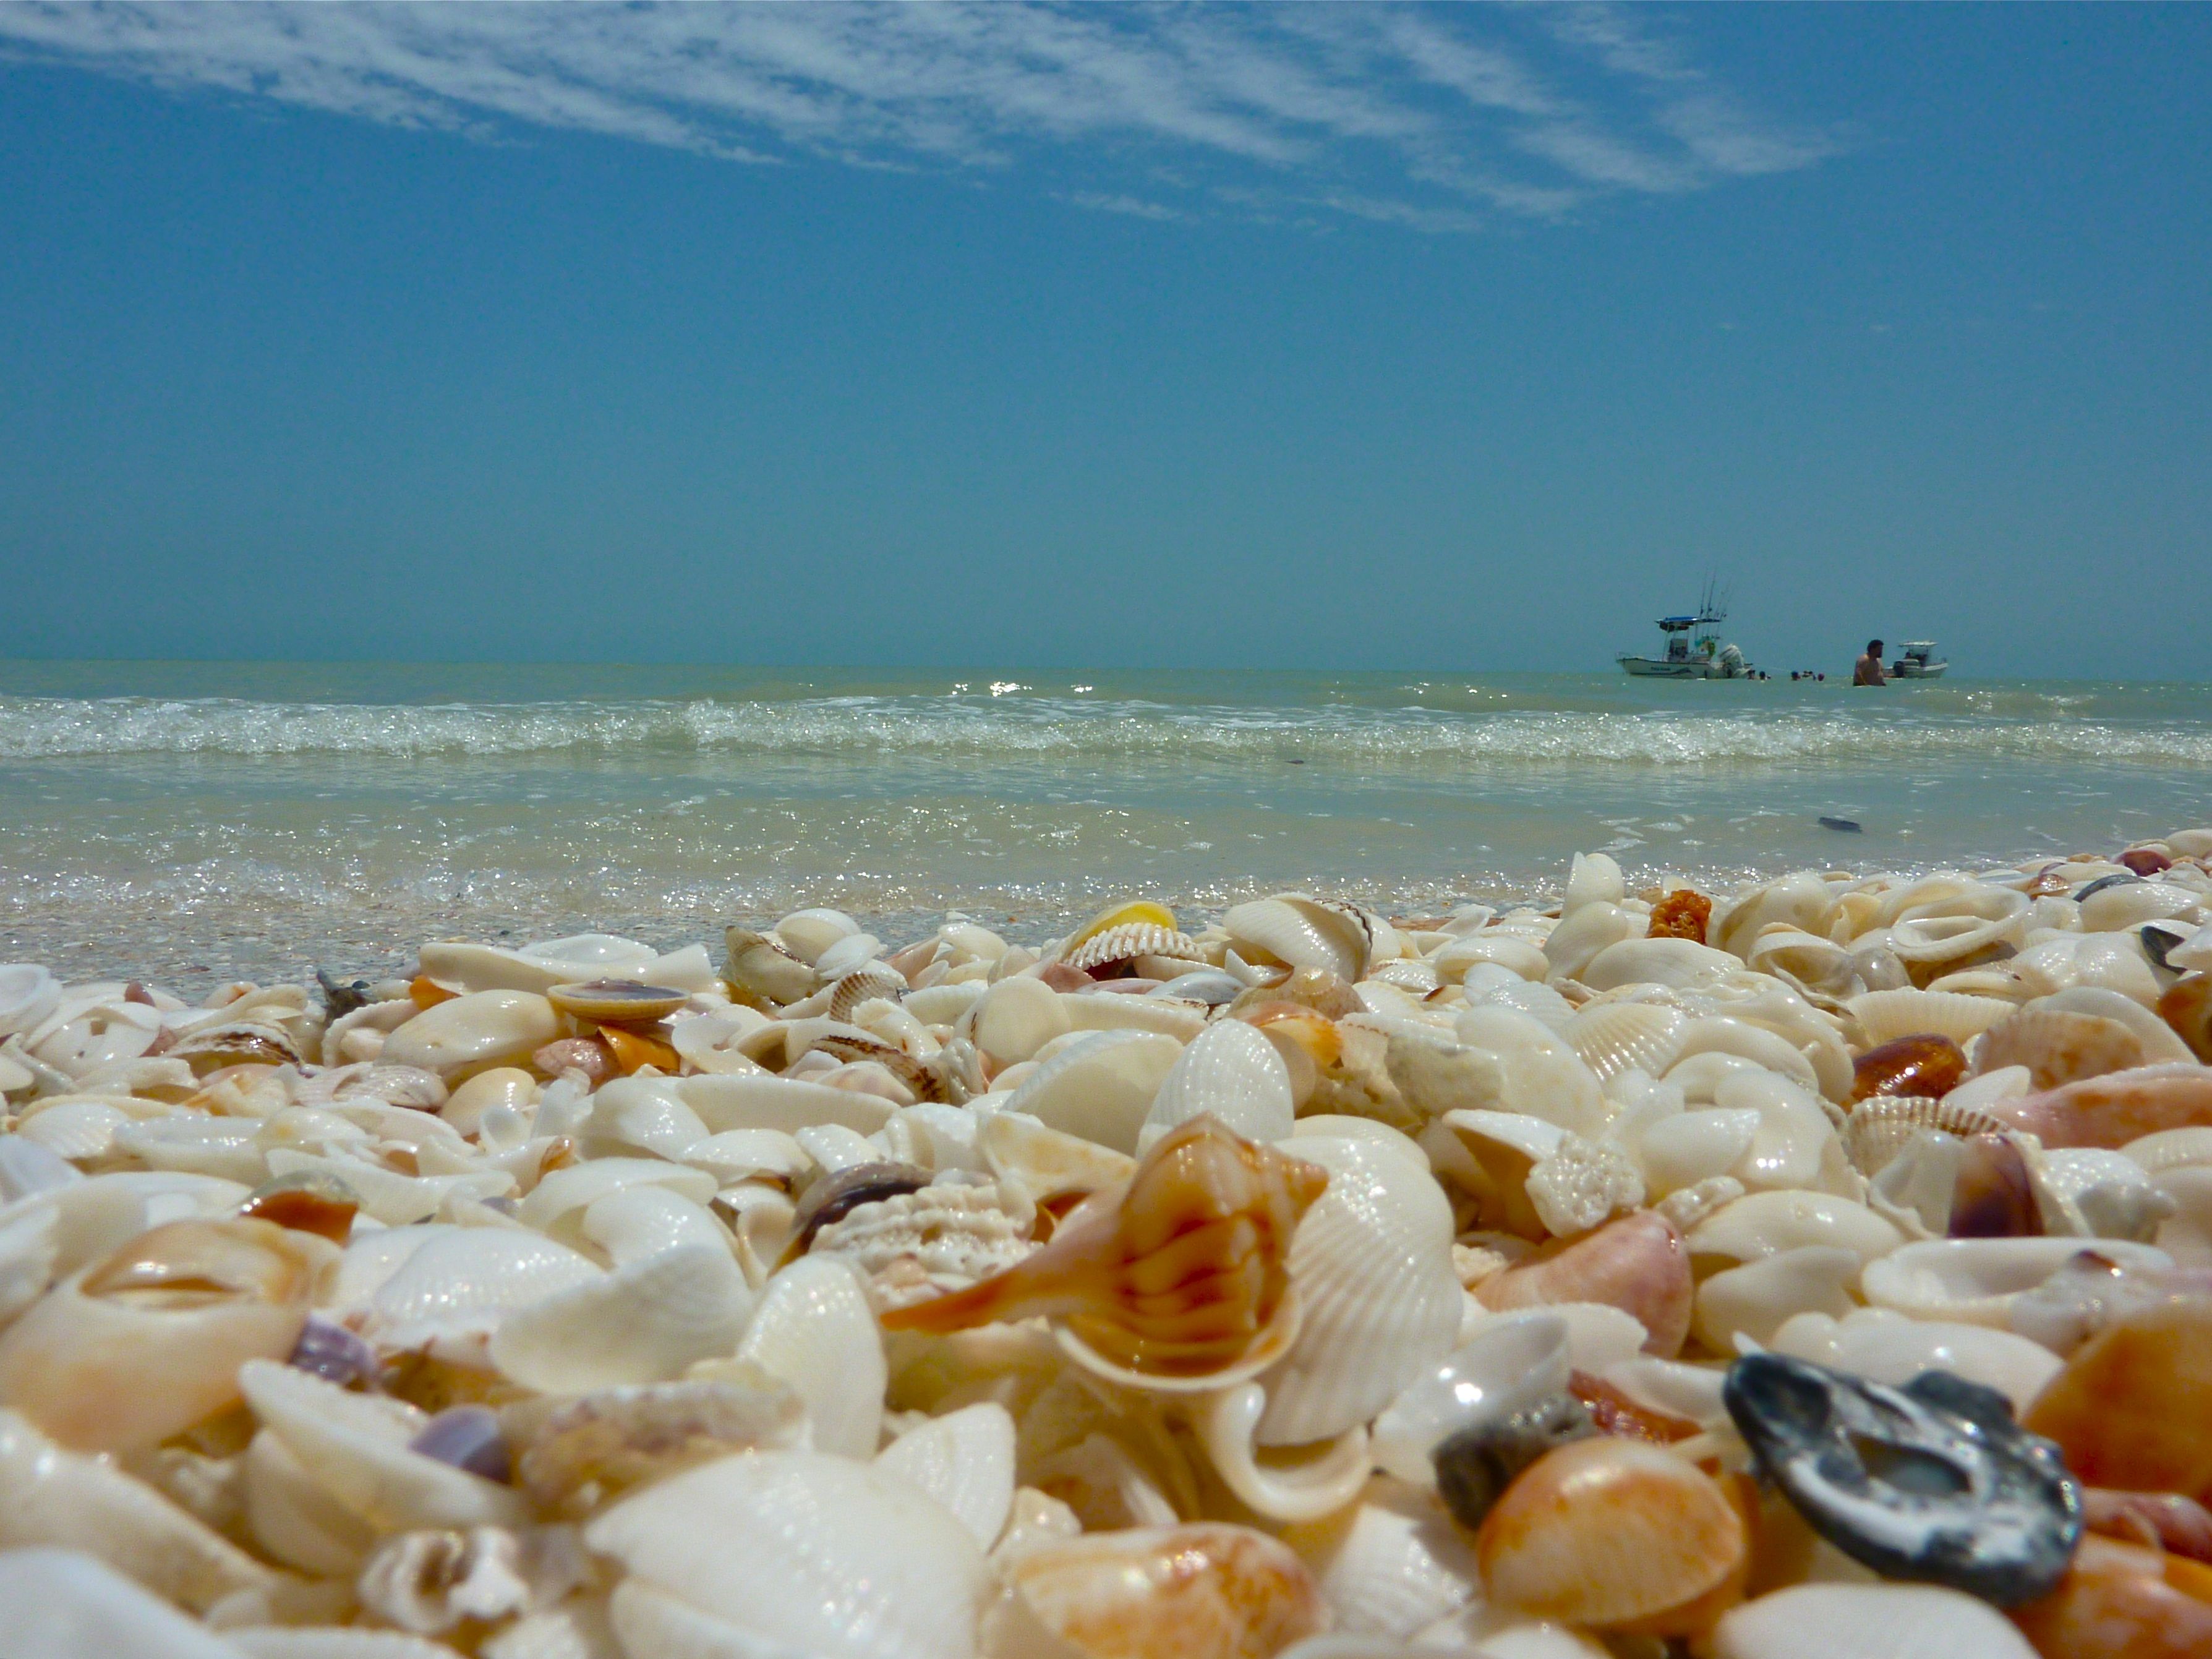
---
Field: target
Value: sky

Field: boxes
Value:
[0,2,2206,677]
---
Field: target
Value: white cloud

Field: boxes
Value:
[0,1,1840,231]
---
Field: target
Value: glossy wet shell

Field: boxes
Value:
[546,980,691,1023]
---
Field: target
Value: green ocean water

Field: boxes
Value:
[2,662,2206,987]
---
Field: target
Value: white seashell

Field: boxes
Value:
[1450,1005,1609,1137]
[1059,993,1209,1040]
[0,1546,247,1659]
[1638,1107,1762,1196]
[1561,1002,1686,1085]
[1540,903,1643,984]
[675,1072,898,1136]
[1431,932,1550,984]
[0,1408,282,1612]
[1686,1190,1904,1269]
[518,1156,718,1239]
[734,1255,886,1459]
[775,908,862,966]
[1597,1355,1730,1427]
[1255,1137,1463,1445]
[1535,1300,1652,1370]
[1579,937,1743,992]
[811,932,886,981]
[796,1122,881,1172]
[361,1227,604,1358]
[1289,1116,1430,1171]
[1693,1245,1861,1351]
[1284,1478,1481,1639]
[491,1244,750,1393]
[2120,1125,2212,1174]
[381,991,560,1078]
[1706,1582,2038,1659]
[2035,1146,2176,1241]
[807,1179,1038,1310]
[29,999,164,1077]
[1713,871,1841,960]
[1840,1095,2006,1178]
[583,1078,709,1160]
[2035,984,2195,1065]
[1138,1020,1293,1154]
[1859,1235,2172,1327]
[1562,851,1625,916]
[1064,922,1197,974]
[680,1127,811,1187]
[1847,988,2015,1047]
[876,1402,1017,1548]
[17,1099,129,1162]
[237,1360,528,1532]
[1461,975,1578,1034]
[970,976,1073,1066]
[1002,1030,1182,1155]
[1369,1311,1570,1485]
[1224,895,1374,981]
[587,1448,989,1659]
[243,1425,377,1573]
[1408,1602,1610,1658]
[1715,1068,1853,1195]
[1767,1306,2061,1415]
[112,1113,268,1182]
[979,1109,1136,1206]
[0,1203,61,1325]
[581,1184,732,1267]
[1673,1016,1822,1094]
[228,1626,471,1657]
[1524,1133,1645,1237]
[0,963,63,1038]
[1975,1005,2147,1088]
[1744,928,1863,1000]
[2080,877,2201,933]
[665,1008,771,1077]
[1385,1029,1506,1127]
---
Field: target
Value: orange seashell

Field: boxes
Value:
[2160,975,2212,1065]
[2083,1488,2212,1564]
[2023,1300,2212,1504]
[1648,889,1713,944]
[1004,1523,1326,1659]
[1567,1369,1700,1444]
[408,974,459,1010]
[1987,1065,2212,1150]
[600,1023,678,1075]
[1849,1033,1968,1104]
[881,1115,1327,1384]
[2008,1534,2212,1659]
[1475,1436,1746,1635]
[1475,1210,1693,1357]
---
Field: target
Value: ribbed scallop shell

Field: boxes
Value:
[1224,896,1375,983]
[1140,1020,1294,1151]
[1063,923,1199,975]
[1840,1095,2007,1177]
[1847,988,2013,1047]
[1561,1002,1688,1084]
[827,965,911,1022]
[1253,1135,1462,1446]
[1975,1007,2146,1090]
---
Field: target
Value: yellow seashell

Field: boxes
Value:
[1062,900,1181,954]
[882,1115,1326,1386]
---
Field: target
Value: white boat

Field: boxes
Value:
[1890,641,1948,679]
[1618,585,1756,679]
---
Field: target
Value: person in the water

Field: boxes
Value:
[1854,639,1888,686]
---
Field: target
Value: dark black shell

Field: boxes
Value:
[2073,872,2140,903]
[1432,1393,1595,1532]
[1723,1353,2082,1605]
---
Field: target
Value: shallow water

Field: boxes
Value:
[2,662,2206,990]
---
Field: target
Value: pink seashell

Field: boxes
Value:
[1474,1211,1692,1358]
[1985,1064,2212,1150]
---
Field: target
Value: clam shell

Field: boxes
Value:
[1842,1095,2007,1177]
[775,907,863,966]
[1976,1007,2148,1090]
[1860,1235,2172,1327]
[1686,1190,1905,1269]
[1579,937,1743,992]
[588,1448,990,1659]
[1768,1305,2061,1415]
[1475,1211,1693,1358]
[1224,896,1375,983]
[1848,987,2012,1048]
[733,1254,886,1459]
[0,962,62,1039]
[0,1546,249,1659]
[1002,1030,1183,1155]
[815,932,887,979]
[1065,922,1200,975]
[1540,903,1644,984]
[875,1401,1015,1548]
[382,992,560,1079]
[678,1072,899,1136]
[489,1244,752,1393]
[1283,1480,1482,1640]
[1140,1020,1294,1154]
[1431,933,1550,984]
[1694,1245,1861,1351]
[357,1226,604,1357]
[546,979,690,1023]
[1707,1583,2039,1659]
[1255,1135,1463,1445]
[517,1156,718,1239]
[1561,1002,1686,1085]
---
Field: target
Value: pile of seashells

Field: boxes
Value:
[5,829,2212,1659]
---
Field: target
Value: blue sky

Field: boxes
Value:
[0,2,2206,676]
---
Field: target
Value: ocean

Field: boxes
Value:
[2,662,2207,991]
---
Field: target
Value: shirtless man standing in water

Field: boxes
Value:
[1854,639,1888,686]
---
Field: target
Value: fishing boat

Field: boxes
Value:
[1890,641,1948,679]
[1617,583,1756,679]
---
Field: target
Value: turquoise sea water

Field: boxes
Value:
[1,662,2206,987]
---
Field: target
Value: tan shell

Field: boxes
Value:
[1064,923,1200,975]
[1840,1094,2009,1177]
[828,965,910,1023]
[546,981,690,1023]
[1976,1007,2148,1091]
[1847,988,2013,1047]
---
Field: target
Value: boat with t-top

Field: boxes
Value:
[1889,641,1949,679]
[1617,584,1756,679]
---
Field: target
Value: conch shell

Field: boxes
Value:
[882,1115,1326,1388]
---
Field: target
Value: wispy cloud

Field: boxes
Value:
[0,1,1840,231]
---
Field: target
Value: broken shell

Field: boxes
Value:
[1474,1435,1747,1634]
[883,1116,1326,1389]
[1432,1391,1596,1532]
[723,926,818,1006]
[382,992,562,1080]
[806,1179,1038,1311]
[1475,1211,1693,1357]
[1725,1353,2081,1603]
[1370,1311,1573,1486]
[1694,1245,1862,1352]
[1004,1522,1328,1659]
[513,1371,803,1517]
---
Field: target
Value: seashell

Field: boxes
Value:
[1768,1306,2061,1416]
[787,1159,930,1252]
[1431,1391,1596,1532]
[1579,936,1743,992]
[30,998,164,1077]
[1524,1133,1645,1237]
[0,1408,283,1612]
[2038,983,2197,1063]
[1976,1006,2148,1090]
[1474,1436,1747,1635]
[775,906,862,965]
[980,1109,1135,1209]
[1672,1015,1823,1096]
[2033,1145,2176,1241]
[1461,973,1578,1034]
[2081,876,2201,932]
[2007,1532,2212,1659]
[1450,1005,1610,1135]
[1694,1246,1862,1352]
[723,926,818,1005]
[16,1098,130,1162]
[884,1116,1326,1389]
[2023,1297,2212,1503]
[830,964,912,1023]
[1861,1235,2172,1328]
[517,1155,717,1239]
[2159,972,2212,1062]
[1561,1001,1686,1085]
[1475,1211,1692,1357]
[1370,1311,1573,1486]
[1849,987,2013,1047]
[582,1077,709,1161]
[1540,902,1644,983]
[1843,1094,2007,1177]
[1417,1109,1560,1239]
[587,1448,991,1659]
[489,1244,751,1394]
[1706,1582,2040,1659]
[166,1020,304,1077]
[1745,927,1863,1000]
[1983,1062,2212,1149]
[1004,1522,1327,1659]
[806,1179,1038,1310]
[1725,1353,2081,1604]
[1714,871,1840,961]
[581,1183,730,1268]
[1430,931,1550,984]
[876,1401,1016,1548]
[1254,1135,1462,1445]
[238,1358,529,1532]
[814,931,886,980]
[1850,1032,1968,1104]
[514,1370,805,1517]
[1185,1381,1373,1522]
[733,1253,886,1459]
[353,1226,602,1358]
[1061,992,1210,1041]
[0,962,63,1038]
[1639,1107,1762,1196]
[354,1524,564,1637]
[1224,895,1376,983]
[1280,1478,1481,1640]
[0,1216,331,1454]
[2081,1487,2212,1562]
[1687,1190,1905,1269]
[1002,1030,1183,1155]
[1710,1068,1853,1196]
[0,1546,258,1659]
[1066,922,1200,976]
[1563,851,1626,916]
[382,992,561,1080]
[1140,1019,1294,1153]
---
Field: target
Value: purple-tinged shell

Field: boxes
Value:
[288,1316,380,1389]
[408,1404,512,1484]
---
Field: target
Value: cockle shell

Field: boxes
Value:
[876,1401,1017,1548]
[1561,1002,1686,1085]
[883,1116,1326,1389]
[1224,896,1376,983]
[1475,1211,1692,1357]
[0,1216,333,1454]
[1004,1523,1328,1659]
[1283,1478,1482,1639]
[588,1448,991,1659]
[1848,987,2013,1047]
[1976,1006,2151,1091]
[1140,1019,1294,1153]
[806,1178,1038,1310]
[1841,1094,2007,1177]
[733,1253,886,1459]
[1066,923,1200,976]
[1254,1135,1462,1444]
[489,1243,751,1394]
[1004,1030,1184,1156]
[1475,1436,1747,1635]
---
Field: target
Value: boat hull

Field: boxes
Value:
[1892,662,1948,679]
[1619,657,1723,679]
